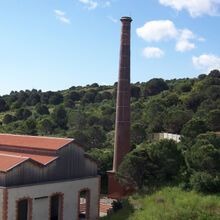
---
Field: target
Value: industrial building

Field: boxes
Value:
[0,134,100,220]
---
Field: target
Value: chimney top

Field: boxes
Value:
[120,16,132,22]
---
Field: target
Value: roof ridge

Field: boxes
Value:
[0,133,73,141]
[0,153,29,159]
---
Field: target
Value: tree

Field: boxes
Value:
[208,69,220,78]
[65,100,75,108]
[87,125,106,148]
[24,118,37,135]
[51,105,67,129]
[131,85,141,99]
[101,91,112,100]
[66,91,80,102]
[100,117,113,132]
[163,109,193,134]
[198,74,207,80]
[116,140,183,190]
[26,92,41,106]
[67,130,89,146]
[131,123,146,145]
[184,93,205,112]
[207,109,220,131]
[88,148,113,187]
[38,118,54,134]
[3,114,16,124]
[0,98,9,112]
[181,118,210,140]
[87,115,100,126]
[116,145,150,190]
[67,111,87,130]
[164,93,179,107]
[81,90,97,104]
[49,92,63,105]
[187,132,220,192]
[35,104,49,115]
[15,108,32,120]
[143,98,166,133]
[178,82,192,92]
[142,78,168,97]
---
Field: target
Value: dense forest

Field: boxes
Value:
[0,69,220,194]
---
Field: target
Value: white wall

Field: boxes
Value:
[149,133,181,142]
[6,176,99,220]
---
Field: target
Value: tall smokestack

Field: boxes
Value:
[113,16,132,172]
[108,16,132,199]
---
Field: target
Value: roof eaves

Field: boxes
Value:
[3,158,30,172]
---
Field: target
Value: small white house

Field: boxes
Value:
[148,133,181,143]
[0,134,100,220]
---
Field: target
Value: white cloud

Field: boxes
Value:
[176,41,195,52]
[54,10,65,16]
[136,20,178,42]
[159,0,220,17]
[143,47,165,58]
[176,29,195,52]
[54,9,70,24]
[137,20,202,53]
[58,17,71,24]
[79,0,98,10]
[107,16,117,23]
[193,54,220,72]
[105,1,111,7]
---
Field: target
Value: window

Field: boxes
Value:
[17,199,29,220]
[79,189,90,219]
[50,194,62,220]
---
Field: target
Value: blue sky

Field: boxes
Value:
[0,0,220,95]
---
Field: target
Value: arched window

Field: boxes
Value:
[16,198,32,220]
[78,189,90,219]
[50,193,63,220]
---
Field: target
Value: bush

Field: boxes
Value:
[186,132,220,192]
[3,114,16,124]
[35,104,49,115]
[142,78,168,97]
[190,172,220,193]
[116,140,183,190]
[15,108,32,120]
[112,200,123,212]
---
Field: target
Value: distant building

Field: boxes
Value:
[148,133,181,143]
[0,134,100,220]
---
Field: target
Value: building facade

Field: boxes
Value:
[0,134,100,220]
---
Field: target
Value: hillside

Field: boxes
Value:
[0,70,219,141]
[0,69,220,191]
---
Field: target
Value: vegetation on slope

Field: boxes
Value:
[101,187,220,220]
[0,69,220,192]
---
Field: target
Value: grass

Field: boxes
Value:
[100,187,220,220]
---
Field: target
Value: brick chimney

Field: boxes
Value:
[107,16,132,199]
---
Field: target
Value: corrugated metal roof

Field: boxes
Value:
[0,134,73,151]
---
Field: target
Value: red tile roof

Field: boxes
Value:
[0,134,73,151]
[0,150,57,166]
[0,154,28,172]
[0,134,92,173]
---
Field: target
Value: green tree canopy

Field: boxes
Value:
[116,140,183,190]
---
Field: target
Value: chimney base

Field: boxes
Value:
[107,171,133,200]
